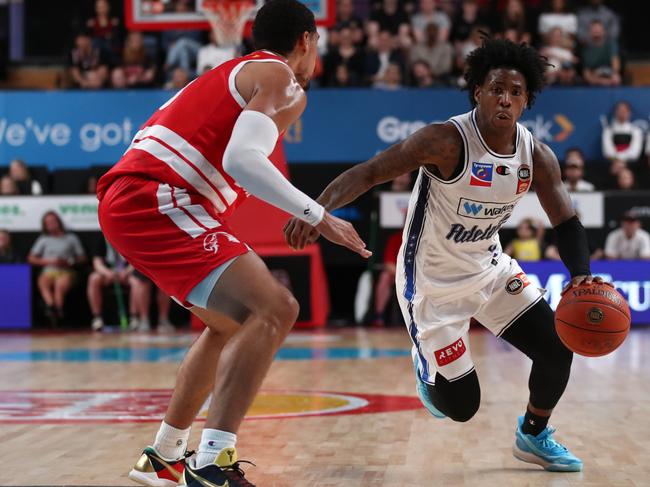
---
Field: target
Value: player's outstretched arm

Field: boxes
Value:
[222,63,370,258]
[533,140,608,290]
[285,123,461,249]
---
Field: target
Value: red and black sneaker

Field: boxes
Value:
[128,446,190,487]
[182,447,256,487]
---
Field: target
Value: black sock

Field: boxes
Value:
[521,409,549,436]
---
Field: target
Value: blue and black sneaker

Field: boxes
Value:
[513,416,583,472]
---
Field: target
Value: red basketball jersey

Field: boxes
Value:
[97,50,288,219]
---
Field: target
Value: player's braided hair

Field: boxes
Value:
[464,36,550,109]
[252,0,316,56]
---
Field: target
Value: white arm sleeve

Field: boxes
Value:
[222,110,324,226]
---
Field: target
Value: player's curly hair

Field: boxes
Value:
[252,0,316,56]
[464,37,549,109]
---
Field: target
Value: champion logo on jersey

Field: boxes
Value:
[470,162,493,187]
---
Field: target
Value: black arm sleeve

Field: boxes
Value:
[554,215,591,277]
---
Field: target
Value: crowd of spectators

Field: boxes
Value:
[67,0,627,90]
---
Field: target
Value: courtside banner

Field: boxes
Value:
[520,261,650,325]
[0,195,98,231]
[0,88,649,167]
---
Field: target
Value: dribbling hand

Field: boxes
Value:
[561,275,613,295]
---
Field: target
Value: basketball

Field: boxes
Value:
[555,283,631,357]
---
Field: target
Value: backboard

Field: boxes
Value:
[124,0,335,31]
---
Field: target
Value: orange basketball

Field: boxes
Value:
[555,282,630,357]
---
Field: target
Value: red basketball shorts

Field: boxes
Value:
[98,175,249,306]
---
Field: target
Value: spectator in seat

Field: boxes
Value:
[456,25,486,78]
[162,1,203,78]
[0,229,17,263]
[450,0,485,45]
[121,31,156,88]
[373,172,412,326]
[128,270,174,333]
[562,148,594,192]
[581,20,621,87]
[411,60,435,87]
[373,62,403,89]
[0,175,19,195]
[410,23,453,83]
[365,30,405,85]
[411,0,450,43]
[27,211,86,326]
[8,159,43,195]
[335,0,365,44]
[540,27,578,84]
[86,0,122,62]
[602,101,643,163]
[331,64,357,87]
[499,0,531,45]
[504,218,556,261]
[164,67,191,90]
[324,27,365,86]
[196,30,236,74]
[577,0,619,44]
[552,60,581,86]
[110,67,128,89]
[538,0,577,40]
[615,167,636,191]
[68,31,110,89]
[604,212,650,260]
[606,158,627,189]
[87,237,133,331]
[370,0,410,36]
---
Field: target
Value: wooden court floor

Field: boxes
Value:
[0,326,649,486]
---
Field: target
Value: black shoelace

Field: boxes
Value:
[222,460,256,486]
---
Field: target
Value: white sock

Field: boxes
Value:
[195,429,237,468]
[153,421,191,460]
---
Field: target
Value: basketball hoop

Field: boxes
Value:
[201,0,256,47]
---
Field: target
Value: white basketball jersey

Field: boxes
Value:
[397,109,535,305]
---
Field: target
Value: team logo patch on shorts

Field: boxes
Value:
[203,231,240,254]
[505,272,530,295]
[470,162,493,187]
[434,338,466,367]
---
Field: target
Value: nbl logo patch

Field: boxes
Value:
[516,164,531,194]
[434,338,467,367]
[505,272,530,295]
[470,162,493,187]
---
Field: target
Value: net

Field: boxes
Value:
[201,0,257,47]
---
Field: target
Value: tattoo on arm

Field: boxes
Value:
[316,123,461,211]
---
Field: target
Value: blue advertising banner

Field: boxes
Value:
[520,260,650,325]
[0,264,31,329]
[0,87,648,167]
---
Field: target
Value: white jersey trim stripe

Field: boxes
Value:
[470,109,519,159]
[227,58,291,109]
[132,137,228,214]
[156,184,206,239]
[173,188,222,230]
[134,124,239,206]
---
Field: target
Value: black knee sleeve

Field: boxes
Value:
[501,299,573,410]
[425,370,481,422]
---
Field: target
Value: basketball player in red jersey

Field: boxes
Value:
[97,1,370,486]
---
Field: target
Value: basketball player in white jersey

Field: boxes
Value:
[286,38,611,472]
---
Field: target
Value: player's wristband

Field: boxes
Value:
[554,215,591,277]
